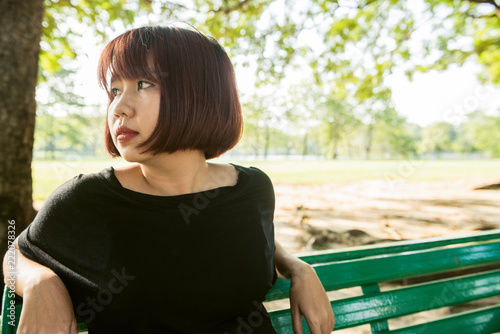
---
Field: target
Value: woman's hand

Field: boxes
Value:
[18,273,78,334]
[289,262,335,334]
[274,240,335,333]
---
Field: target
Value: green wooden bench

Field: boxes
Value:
[2,229,500,333]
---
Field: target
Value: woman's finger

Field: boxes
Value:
[291,304,304,334]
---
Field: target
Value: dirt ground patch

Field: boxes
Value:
[273,177,500,253]
[267,177,500,332]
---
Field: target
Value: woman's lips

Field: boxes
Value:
[116,125,139,143]
[117,132,138,142]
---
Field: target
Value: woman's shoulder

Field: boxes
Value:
[62,166,114,189]
[32,167,115,222]
[43,167,115,203]
[229,163,272,183]
[207,162,271,184]
[206,162,240,188]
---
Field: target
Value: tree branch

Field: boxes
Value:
[463,0,500,10]
[463,0,500,18]
[165,1,190,11]
[358,0,380,9]
[214,0,253,15]
[465,12,498,17]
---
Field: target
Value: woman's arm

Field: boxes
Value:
[3,238,57,297]
[274,240,335,334]
[2,238,78,334]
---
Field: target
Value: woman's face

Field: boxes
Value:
[107,77,161,162]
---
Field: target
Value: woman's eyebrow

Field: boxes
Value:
[109,77,121,85]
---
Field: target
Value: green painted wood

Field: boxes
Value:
[334,269,500,330]
[1,285,7,334]
[385,304,500,334]
[269,269,500,331]
[266,240,500,301]
[3,230,500,333]
[269,312,310,334]
[1,285,18,334]
[76,320,88,331]
[361,283,389,333]
[296,229,500,265]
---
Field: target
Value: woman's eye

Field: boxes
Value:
[111,88,120,97]
[138,81,154,90]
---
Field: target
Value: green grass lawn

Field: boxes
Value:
[32,158,500,201]
[245,159,500,184]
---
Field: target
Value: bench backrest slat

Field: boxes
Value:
[269,269,500,331]
[333,269,500,329]
[267,240,500,300]
[386,304,500,334]
[297,230,500,264]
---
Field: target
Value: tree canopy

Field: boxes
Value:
[37,0,500,159]
[42,0,500,83]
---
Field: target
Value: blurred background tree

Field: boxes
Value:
[31,0,500,164]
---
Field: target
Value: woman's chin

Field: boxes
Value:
[119,149,157,164]
[116,149,142,163]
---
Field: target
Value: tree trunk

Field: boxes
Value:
[252,132,260,158]
[365,123,374,160]
[263,126,270,159]
[0,0,44,291]
[48,113,56,159]
[331,134,339,159]
[302,132,308,157]
[329,121,340,159]
[347,141,354,159]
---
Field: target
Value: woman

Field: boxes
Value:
[4,25,334,333]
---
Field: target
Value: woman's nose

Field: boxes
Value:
[111,94,135,119]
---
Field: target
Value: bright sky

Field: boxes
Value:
[385,63,500,126]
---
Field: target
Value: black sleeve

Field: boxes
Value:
[17,174,109,294]
[249,166,278,286]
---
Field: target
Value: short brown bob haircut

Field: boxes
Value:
[98,25,243,159]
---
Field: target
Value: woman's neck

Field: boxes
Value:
[135,150,211,196]
[114,150,239,196]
